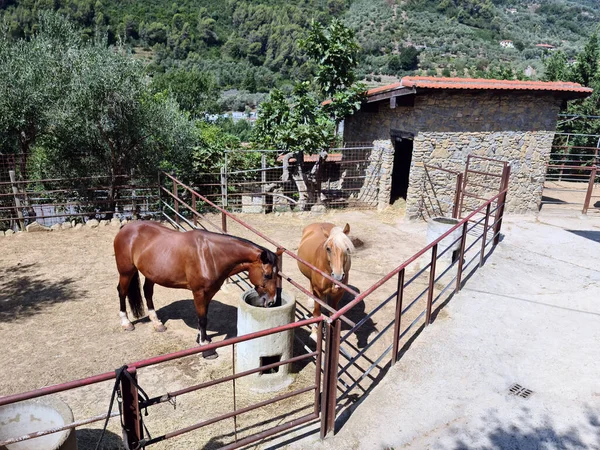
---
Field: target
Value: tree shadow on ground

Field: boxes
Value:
[452,407,600,450]
[153,298,238,340]
[76,428,124,450]
[0,263,83,322]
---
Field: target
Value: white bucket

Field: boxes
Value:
[0,398,78,450]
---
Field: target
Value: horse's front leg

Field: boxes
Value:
[310,285,322,342]
[144,279,166,332]
[193,290,218,359]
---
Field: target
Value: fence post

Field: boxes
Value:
[452,173,463,219]
[157,172,163,219]
[455,222,468,293]
[320,319,341,439]
[220,166,227,209]
[192,194,197,227]
[172,178,179,226]
[480,203,491,267]
[493,164,511,245]
[221,212,227,233]
[276,247,283,306]
[425,244,438,325]
[120,367,142,450]
[391,268,405,365]
[582,167,597,215]
[9,170,25,231]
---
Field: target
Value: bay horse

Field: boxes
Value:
[297,223,354,340]
[113,221,281,358]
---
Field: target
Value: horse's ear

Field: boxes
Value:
[276,248,284,256]
[343,223,350,235]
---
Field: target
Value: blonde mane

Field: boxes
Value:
[325,227,355,253]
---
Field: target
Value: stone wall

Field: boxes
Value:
[344,90,563,216]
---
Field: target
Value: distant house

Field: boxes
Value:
[500,40,514,48]
[506,8,517,14]
[536,43,555,50]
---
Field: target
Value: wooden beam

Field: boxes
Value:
[367,87,416,104]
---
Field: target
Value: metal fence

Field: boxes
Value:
[542,133,600,214]
[0,169,509,449]
[0,172,158,231]
[194,146,377,213]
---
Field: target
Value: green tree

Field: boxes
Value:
[151,68,220,117]
[571,32,599,87]
[0,12,77,176]
[543,51,570,82]
[254,19,365,210]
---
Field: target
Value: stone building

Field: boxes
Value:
[343,76,592,217]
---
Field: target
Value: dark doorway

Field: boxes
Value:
[390,137,414,203]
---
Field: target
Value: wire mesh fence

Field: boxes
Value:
[0,173,159,231]
[193,146,377,213]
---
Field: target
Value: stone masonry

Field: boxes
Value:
[345,90,563,217]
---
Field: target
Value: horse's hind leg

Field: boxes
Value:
[143,279,166,332]
[118,274,135,331]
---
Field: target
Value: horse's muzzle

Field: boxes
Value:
[331,272,344,281]
[260,294,276,308]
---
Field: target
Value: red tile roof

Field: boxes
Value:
[358,76,592,97]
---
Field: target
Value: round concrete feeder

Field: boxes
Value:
[236,289,296,393]
[0,398,78,450]
[427,217,462,263]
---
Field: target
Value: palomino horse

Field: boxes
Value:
[113,221,281,358]
[297,223,354,339]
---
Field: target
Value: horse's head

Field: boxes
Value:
[324,223,354,282]
[248,248,284,307]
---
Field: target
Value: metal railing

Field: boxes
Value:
[0,167,510,448]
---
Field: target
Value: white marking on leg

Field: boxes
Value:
[120,311,132,327]
[148,309,161,324]
[310,324,318,342]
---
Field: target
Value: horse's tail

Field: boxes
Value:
[127,270,145,319]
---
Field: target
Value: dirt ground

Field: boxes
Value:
[541,180,600,214]
[0,203,440,449]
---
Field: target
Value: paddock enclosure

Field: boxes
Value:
[0,165,508,449]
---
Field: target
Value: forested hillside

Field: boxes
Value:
[1,0,599,107]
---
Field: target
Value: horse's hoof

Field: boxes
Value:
[153,323,167,332]
[123,323,135,332]
[202,350,218,359]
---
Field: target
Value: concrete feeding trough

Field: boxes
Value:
[0,398,78,450]
[426,217,462,263]
[236,289,296,393]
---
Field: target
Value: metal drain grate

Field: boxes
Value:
[508,383,533,399]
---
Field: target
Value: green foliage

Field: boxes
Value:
[151,68,220,117]
[1,12,197,187]
[301,18,360,97]
[571,33,599,87]
[543,51,569,82]
[253,84,334,155]
[0,12,79,163]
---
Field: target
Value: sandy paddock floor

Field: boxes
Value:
[541,180,600,214]
[0,206,448,449]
